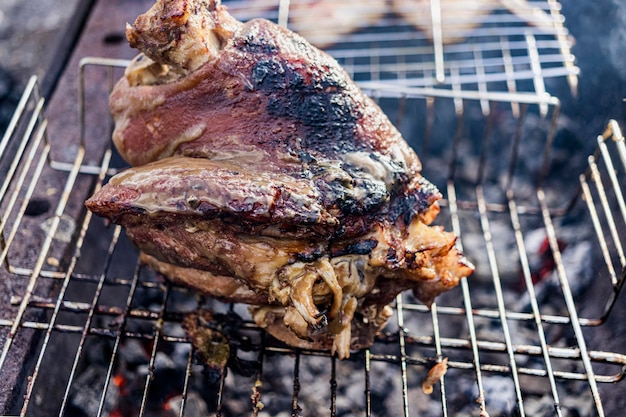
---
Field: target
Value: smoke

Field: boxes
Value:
[607,0,626,80]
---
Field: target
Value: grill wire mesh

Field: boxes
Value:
[1,1,625,416]
[224,0,579,100]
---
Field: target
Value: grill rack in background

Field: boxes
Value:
[0,1,625,416]
[224,0,579,104]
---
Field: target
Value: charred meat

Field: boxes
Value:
[85,0,473,359]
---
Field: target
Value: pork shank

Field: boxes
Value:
[85,0,473,359]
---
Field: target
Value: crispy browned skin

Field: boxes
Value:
[112,0,420,178]
[86,0,473,359]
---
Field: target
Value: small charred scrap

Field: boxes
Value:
[85,0,473,359]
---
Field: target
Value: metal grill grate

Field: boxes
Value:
[223,0,579,99]
[0,1,624,416]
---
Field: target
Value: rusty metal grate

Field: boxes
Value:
[0,1,624,415]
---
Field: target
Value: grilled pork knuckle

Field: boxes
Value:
[86,0,473,358]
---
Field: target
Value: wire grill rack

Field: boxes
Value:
[0,52,624,416]
[223,0,579,99]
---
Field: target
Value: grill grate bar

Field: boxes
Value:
[59,156,119,417]
[476,184,527,417]
[215,345,228,416]
[429,303,449,417]
[23,149,116,416]
[283,337,626,367]
[0,120,49,272]
[0,76,40,161]
[276,0,289,27]
[472,48,490,116]
[581,166,619,287]
[330,355,337,417]
[362,66,576,94]
[364,350,372,417]
[0,98,45,205]
[364,352,624,384]
[598,121,626,267]
[526,31,549,116]
[11,272,165,289]
[0,92,47,289]
[0,122,85,377]
[395,294,411,417]
[358,81,561,107]
[93,258,143,417]
[403,303,602,326]
[292,350,301,416]
[598,130,626,244]
[538,187,606,417]
[446,181,489,416]
[429,0,445,83]
[500,36,521,118]
[612,124,626,172]
[577,120,626,321]
[328,38,572,61]
[9,298,186,323]
[178,341,196,417]
[547,0,579,95]
[138,283,171,417]
[508,195,564,416]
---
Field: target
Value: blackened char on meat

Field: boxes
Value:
[85,0,474,359]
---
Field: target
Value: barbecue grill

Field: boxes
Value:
[1,0,625,416]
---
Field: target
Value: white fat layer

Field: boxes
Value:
[342,151,396,185]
